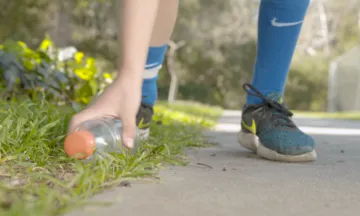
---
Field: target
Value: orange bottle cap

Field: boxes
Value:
[64,130,96,159]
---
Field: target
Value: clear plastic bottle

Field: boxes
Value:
[64,118,140,160]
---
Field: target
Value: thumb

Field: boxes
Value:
[121,118,137,149]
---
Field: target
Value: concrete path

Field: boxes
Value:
[68,111,360,216]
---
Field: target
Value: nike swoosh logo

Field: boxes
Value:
[271,18,303,27]
[138,118,150,129]
[241,119,256,135]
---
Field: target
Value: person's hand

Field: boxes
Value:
[68,75,142,148]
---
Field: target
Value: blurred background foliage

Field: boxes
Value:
[0,0,359,111]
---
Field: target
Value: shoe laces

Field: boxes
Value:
[243,83,295,128]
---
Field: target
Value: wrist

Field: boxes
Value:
[114,69,143,88]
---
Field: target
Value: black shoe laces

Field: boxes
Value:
[243,83,295,128]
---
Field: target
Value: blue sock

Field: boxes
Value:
[142,44,168,106]
[247,0,310,104]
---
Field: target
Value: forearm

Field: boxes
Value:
[116,0,160,84]
[150,0,178,46]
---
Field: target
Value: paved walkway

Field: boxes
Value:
[68,111,360,216]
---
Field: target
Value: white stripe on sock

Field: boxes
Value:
[143,65,161,79]
[145,62,160,69]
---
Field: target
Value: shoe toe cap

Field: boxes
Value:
[260,130,315,156]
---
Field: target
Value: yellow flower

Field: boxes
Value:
[75,68,92,80]
[103,73,112,79]
[39,38,53,51]
[74,52,84,64]
[86,57,95,68]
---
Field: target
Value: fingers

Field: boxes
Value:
[69,112,137,149]
[68,114,81,134]
[121,117,137,149]
[67,109,99,134]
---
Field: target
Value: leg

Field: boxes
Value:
[141,0,178,106]
[238,0,317,162]
[248,0,310,104]
[136,0,179,138]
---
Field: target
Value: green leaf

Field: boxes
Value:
[2,40,23,54]
[36,51,52,63]
[80,82,93,97]
[89,79,98,95]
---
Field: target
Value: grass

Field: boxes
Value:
[0,99,222,216]
[156,100,223,122]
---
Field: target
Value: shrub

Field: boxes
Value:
[0,35,113,105]
[285,55,329,111]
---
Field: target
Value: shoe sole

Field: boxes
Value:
[139,128,150,140]
[237,131,317,162]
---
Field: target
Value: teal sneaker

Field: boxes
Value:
[136,103,154,140]
[237,83,317,162]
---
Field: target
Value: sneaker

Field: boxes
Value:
[136,103,154,140]
[237,83,317,162]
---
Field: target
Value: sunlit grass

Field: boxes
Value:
[293,110,360,120]
[0,100,222,216]
[156,100,223,122]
